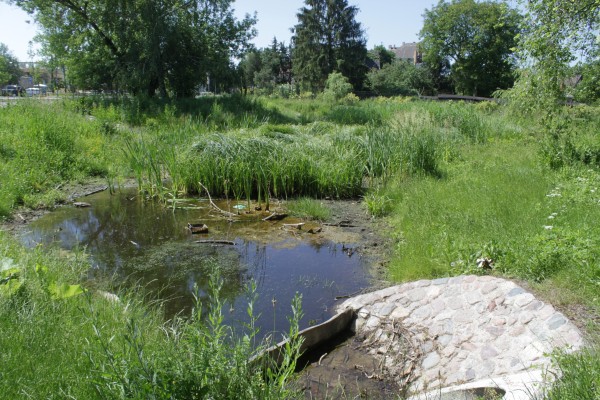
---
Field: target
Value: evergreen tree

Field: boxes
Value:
[292,0,367,92]
[239,38,292,94]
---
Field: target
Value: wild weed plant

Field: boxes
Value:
[541,347,600,400]
[0,232,304,399]
[0,101,114,216]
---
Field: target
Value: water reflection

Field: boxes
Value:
[21,189,370,334]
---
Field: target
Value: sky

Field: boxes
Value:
[0,0,437,61]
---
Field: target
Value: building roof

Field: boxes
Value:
[389,42,419,60]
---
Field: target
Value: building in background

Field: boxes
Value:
[389,42,422,65]
[18,61,65,90]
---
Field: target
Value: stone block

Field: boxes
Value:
[422,351,441,369]
[411,304,432,320]
[547,313,567,330]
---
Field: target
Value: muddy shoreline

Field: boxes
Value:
[2,179,393,283]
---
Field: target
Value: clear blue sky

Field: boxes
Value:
[0,0,437,61]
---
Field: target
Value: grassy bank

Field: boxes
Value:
[0,232,302,398]
[1,95,599,397]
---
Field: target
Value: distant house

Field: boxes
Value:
[17,61,65,89]
[388,42,422,65]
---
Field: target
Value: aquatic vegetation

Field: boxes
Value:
[287,197,331,221]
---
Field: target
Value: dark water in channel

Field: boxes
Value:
[21,189,371,335]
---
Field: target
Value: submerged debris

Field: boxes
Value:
[187,223,209,234]
[263,212,288,221]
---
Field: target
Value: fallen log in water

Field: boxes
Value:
[198,182,237,218]
[195,239,235,245]
[282,222,305,230]
[263,212,288,221]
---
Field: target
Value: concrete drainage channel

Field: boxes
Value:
[266,275,585,399]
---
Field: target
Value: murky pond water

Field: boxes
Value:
[21,188,371,335]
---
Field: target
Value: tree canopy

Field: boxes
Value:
[0,44,21,86]
[367,45,395,70]
[367,60,435,97]
[420,0,521,97]
[12,0,256,97]
[239,38,292,94]
[291,0,367,92]
[509,0,600,109]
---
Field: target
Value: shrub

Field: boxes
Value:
[322,72,353,102]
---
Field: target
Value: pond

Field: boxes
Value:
[21,188,372,336]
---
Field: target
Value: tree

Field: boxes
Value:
[239,38,293,94]
[12,0,256,97]
[292,0,368,92]
[420,0,522,97]
[367,60,435,97]
[509,0,600,110]
[573,59,600,104]
[367,45,395,69]
[0,44,21,86]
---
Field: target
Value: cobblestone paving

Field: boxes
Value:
[337,275,584,397]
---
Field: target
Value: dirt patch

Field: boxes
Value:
[320,198,393,285]
[295,332,407,399]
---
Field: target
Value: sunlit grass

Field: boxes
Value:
[385,141,555,281]
[0,101,115,216]
[286,197,331,221]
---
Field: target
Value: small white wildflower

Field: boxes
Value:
[547,215,555,219]
[544,225,553,230]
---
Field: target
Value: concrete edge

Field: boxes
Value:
[252,308,356,366]
[408,370,549,400]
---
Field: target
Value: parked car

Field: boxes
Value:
[33,84,48,95]
[1,85,24,96]
[25,87,41,96]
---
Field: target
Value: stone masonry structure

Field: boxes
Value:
[337,275,584,399]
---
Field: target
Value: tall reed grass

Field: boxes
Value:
[123,117,453,203]
[114,96,513,207]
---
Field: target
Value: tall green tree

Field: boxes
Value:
[420,0,522,97]
[292,0,367,92]
[509,0,600,110]
[12,0,256,97]
[0,44,21,86]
